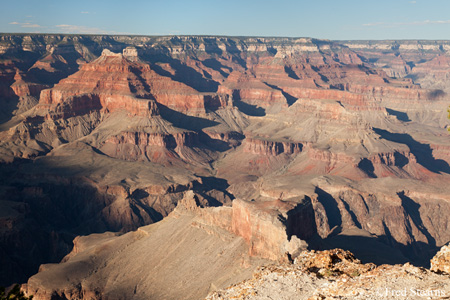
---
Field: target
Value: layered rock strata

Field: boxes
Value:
[0,34,450,291]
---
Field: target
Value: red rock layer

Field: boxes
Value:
[307,147,356,165]
[231,198,312,260]
[29,53,67,73]
[43,92,159,119]
[242,137,302,156]
[202,129,244,147]
[39,51,158,117]
[106,131,198,148]
[413,55,450,74]
[39,50,230,116]
[185,196,312,261]
[101,131,199,163]
[284,144,426,180]
[11,77,46,98]
[215,49,437,113]
[218,71,287,107]
[368,151,416,167]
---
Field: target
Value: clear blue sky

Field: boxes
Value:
[2,0,450,40]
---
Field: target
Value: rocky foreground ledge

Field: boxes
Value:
[207,245,450,300]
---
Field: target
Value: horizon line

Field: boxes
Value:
[1,32,450,42]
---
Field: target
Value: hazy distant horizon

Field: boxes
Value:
[2,0,450,40]
[3,32,450,43]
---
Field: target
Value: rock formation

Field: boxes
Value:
[431,243,450,275]
[0,34,449,298]
[207,247,450,300]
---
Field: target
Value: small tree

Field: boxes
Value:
[0,285,33,300]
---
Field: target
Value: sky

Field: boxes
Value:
[2,0,450,40]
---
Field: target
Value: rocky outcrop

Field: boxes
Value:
[10,71,47,98]
[294,248,376,276]
[207,248,450,300]
[368,151,416,167]
[242,137,302,156]
[431,243,450,275]
[202,130,244,148]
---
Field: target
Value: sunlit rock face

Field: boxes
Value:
[206,247,450,300]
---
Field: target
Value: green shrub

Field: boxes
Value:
[448,107,450,132]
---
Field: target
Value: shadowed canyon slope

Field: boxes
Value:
[0,34,450,298]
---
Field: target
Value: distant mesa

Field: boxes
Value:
[101,49,122,57]
[102,47,139,62]
[122,46,139,61]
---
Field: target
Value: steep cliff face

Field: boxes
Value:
[38,49,159,118]
[101,131,202,164]
[242,137,302,156]
[230,198,312,260]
